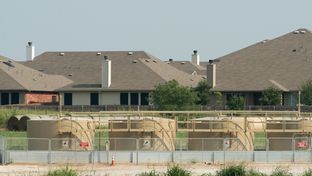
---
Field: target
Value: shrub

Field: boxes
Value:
[47,167,78,176]
[259,87,281,105]
[270,167,292,176]
[200,174,214,176]
[301,80,312,105]
[216,165,246,176]
[248,169,267,176]
[227,95,245,110]
[137,170,160,176]
[302,169,312,176]
[151,80,197,110]
[166,165,191,176]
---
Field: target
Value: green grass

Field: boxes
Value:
[0,131,27,150]
[47,166,78,176]
[166,165,191,176]
[271,167,292,176]
[176,131,188,138]
[216,165,247,176]
[254,132,266,150]
[136,170,160,176]
[0,131,26,137]
[302,169,312,176]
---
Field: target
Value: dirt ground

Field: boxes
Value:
[0,163,312,176]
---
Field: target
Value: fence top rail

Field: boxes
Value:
[3,137,312,140]
[70,110,311,117]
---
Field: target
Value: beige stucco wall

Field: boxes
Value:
[72,92,90,105]
[100,92,120,105]
[19,92,25,104]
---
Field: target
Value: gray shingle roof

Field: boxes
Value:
[211,28,312,92]
[0,55,73,91]
[21,51,203,91]
[165,61,207,76]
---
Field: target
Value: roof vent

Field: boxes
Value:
[293,30,300,34]
[153,60,157,63]
[180,62,185,64]
[128,51,133,55]
[292,49,297,52]
[300,30,306,34]
[3,61,14,67]
[169,58,173,62]
[96,52,101,56]
[68,73,73,76]
[145,59,149,62]
[261,39,269,44]
[132,60,138,63]
[59,52,65,56]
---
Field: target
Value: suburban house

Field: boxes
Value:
[0,54,72,105]
[20,50,203,106]
[206,28,312,106]
[1,28,312,107]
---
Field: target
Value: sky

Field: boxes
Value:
[1,0,312,61]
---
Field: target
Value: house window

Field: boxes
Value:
[90,93,99,105]
[253,92,262,105]
[1,93,9,105]
[140,93,149,105]
[131,93,139,105]
[64,93,72,105]
[120,93,128,105]
[11,93,19,104]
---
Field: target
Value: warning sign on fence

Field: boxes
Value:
[80,142,89,148]
[296,140,308,149]
[62,140,69,148]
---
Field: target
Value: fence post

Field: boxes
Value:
[266,138,269,163]
[136,139,139,165]
[48,139,51,164]
[223,138,226,165]
[292,138,295,163]
[1,137,5,165]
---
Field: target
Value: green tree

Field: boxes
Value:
[301,80,312,105]
[227,95,245,110]
[151,80,197,110]
[214,92,223,107]
[259,87,281,105]
[194,79,211,105]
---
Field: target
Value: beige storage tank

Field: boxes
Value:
[266,119,310,151]
[188,118,254,151]
[108,117,176,151]
[27,117,95,151]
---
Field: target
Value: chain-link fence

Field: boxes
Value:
[1,137,312,164]
[2,104,312,112]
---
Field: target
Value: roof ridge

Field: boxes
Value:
[215,28,312,62]
[140,58,203,87]
[0,68,26,90]
[0,56,73,91]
